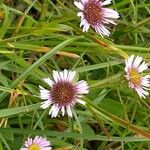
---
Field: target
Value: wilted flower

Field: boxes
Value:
[74,0,119,36]
[40,69,89,117]
[20,136,52,150]
[125,55,150,98]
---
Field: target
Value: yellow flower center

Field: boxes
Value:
[29,144,40,150]
[129,68,141,86]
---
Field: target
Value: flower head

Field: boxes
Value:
[74,0,119,36]
[20,136,52,150]
[40,69,89,117]
[125,55,150,98]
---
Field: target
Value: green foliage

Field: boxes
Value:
[0,0,150,149]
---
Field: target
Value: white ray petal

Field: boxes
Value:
[81,0,89,5]
[128,82,135,89]
[138,62,148,72]
[133,55,143,68]
[33,136,39,143]
[66,106,72,117]
[83,21,90,32]
[103,18,116,25]
[103,8,119,19]
[49,105,60,117]
[77,12,84,20]
[74,1,84,10]
[42,148,52,150]
[141,77,150,87]
[135,87,144,98]
[135,87,149,99]
[102,0,112,6]
[63,69,68,81]
[59,71,64,81]
[61,106,65,116]
[143,75,150,79]
[99,25,110,36]
[67,71,76,82]
[39,86,50,100]
[43,78,53,87]
[41,100,52,109]
[95,26,104,37]
[77,99,86,105]
[20,148,28,150]
[53,70,60,82]
[76,80,89,94]
[126,55,135,68]
[80,19,88,27]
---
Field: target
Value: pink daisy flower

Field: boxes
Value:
[20,136,52,150]
[125,55,150,98]
[74,0,119,36]
[39,69,89,117]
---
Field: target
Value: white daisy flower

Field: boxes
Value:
[39,69,89,117]
[74,0,119,36]
[125,55,150,98]
[20,136,52,150]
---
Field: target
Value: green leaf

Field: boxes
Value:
[99,98,125,118]
[0,4,12,39]
[0,103,40,118]
[1,128,150,142]
[75,61,122,73]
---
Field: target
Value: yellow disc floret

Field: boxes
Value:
[29,144,40,150]
[129,68,141,86]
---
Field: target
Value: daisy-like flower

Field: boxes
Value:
[40,69,89,117]
[125,55,150,98]
[20,136,52,150]
[74,0,119,36]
